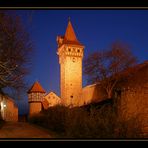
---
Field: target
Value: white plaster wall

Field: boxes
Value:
[44,92,61,107]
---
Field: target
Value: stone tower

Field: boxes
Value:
[27,81,46,116]
[57,19,84,107]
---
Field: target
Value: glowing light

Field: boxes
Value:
[0,102,3,110]
[0,102,6,109]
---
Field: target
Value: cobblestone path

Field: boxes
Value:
[0,122,55,138]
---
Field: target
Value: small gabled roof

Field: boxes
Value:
[44,91,61,100]
[27,81,46,93]
[42,99,49,110]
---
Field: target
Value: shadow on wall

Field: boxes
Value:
[92,84,107,103]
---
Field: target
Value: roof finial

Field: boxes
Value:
[35,78,38,82]
[68,16,70,22]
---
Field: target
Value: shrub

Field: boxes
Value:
[42,105,67,133]
[28,113,47,127]
[64,104,117,138]
[29,105,68,133]
[0,115,5,129]
[28,104,143,138]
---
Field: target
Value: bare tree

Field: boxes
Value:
[84,41,137,98]
[0,11,33,96]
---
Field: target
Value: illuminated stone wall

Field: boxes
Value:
[117,86,148,136]
[0,96,18,122]
[81,83,107,106]
[29,102,42,116]
[58,45,84,107]
[118,87,148,119]
[116,64,148,137]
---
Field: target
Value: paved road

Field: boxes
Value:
[0,122,55,138]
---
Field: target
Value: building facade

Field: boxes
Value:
[27,81,46,116]
[0,94,18,122]
[42,92,61,109]
[27,20,148,137]
[27,20,107,117]
[57,20,84,107]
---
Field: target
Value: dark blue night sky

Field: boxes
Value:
[15,10,148,114]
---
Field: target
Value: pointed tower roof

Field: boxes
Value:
[27,81,46,93]
[63,19,83,46]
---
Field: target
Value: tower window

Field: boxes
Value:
[68,48,71,52]
[72,58,76,62]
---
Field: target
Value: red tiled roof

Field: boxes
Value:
[27,81,46,93]
[42,99,49,110]
[63,20,83,46]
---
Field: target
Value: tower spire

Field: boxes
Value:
[57,18,83,47]
[57,19,84,107]
[68,16,70,22]
[64,19,77,42]
[27,81,46,93]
